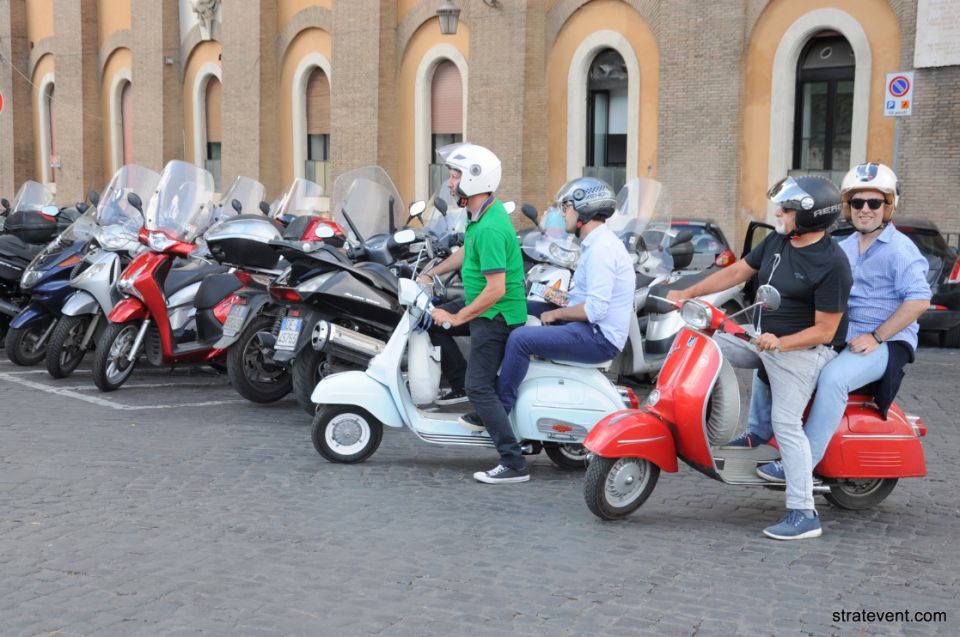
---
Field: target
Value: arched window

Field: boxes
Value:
[584,48,627,192]
[305,67,331,191]
[428,60,463,196]
[120,82,133,166]
[791,33,855,184]
[202,77,222,190]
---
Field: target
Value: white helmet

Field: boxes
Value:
[840,162,899,222]
[443,143,502,199]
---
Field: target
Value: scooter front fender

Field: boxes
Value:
[584,409,679,472]
[311,371,404,428]
[108,297,149,323]
[9,302,52,329]
[61,290,100,317]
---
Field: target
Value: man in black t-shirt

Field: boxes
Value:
[668,175,851,541]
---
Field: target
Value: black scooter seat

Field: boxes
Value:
[0,234,44,264]
[164,262,228,296]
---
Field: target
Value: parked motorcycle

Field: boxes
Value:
[90,160,237,391]
[581,285,928,520]
[44,164,162,377]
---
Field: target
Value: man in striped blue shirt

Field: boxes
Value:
[751,163,932,482]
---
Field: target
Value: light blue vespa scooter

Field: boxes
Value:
[308,272,636,469]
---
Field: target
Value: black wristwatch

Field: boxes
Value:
[871,330,884,344]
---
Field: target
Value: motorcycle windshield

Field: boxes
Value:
[12,180,55,212]
[521,204,580,268]
[143,160,215,242]
[608,177,674,275]
[30,208,98,269]
[329,166,404,242]
[273,178,326,221]
[219,176,267,219]
[96,164,161,231]
[421,185,467,241]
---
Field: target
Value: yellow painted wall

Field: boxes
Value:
[397,0,419,24]
[26,0,54,44]
[31,53,55,182]
[279,28,332,186]
[182,41,222,165]
[397,18,469,206]
[546,0,659,197]
[739,0,901,221]
[100,47,131,183]
[278,0,331,33]
[97,0,131,45]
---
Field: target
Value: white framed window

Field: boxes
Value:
[292,53,333,187]
[415,45,467,201]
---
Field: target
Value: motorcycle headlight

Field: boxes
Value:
[548,242,579,269]
[117,262,148,300]
[20,266,43,289]
[680,300,711,330]
[147,231,177,252]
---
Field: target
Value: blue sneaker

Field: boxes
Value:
[720,432,770,449]
[763,509,822,540]
[757,460,785,483]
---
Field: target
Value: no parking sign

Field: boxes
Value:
[884,72,914,117]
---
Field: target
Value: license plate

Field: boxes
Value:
[275,317,303,351]
[222,304,249,337]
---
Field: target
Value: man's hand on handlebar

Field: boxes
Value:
[756,332,782,352]
[666,289,691,303]
[430,307,461,328]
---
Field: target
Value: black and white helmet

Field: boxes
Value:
[555,177,617,225]
[767,175,841,234]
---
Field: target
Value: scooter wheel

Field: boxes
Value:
[46,315,91,378]
[4,323,49,366]
[91,321,141,392]
[584,456,659,520]
[227,314,292,403]
[822,478,898,510]
[312,405,384,464]
[544,443,589,470]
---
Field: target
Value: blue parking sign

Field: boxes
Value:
[887,100,895,109]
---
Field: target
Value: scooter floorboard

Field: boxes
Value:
[712,445,781,484]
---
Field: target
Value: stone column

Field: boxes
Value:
[221,0,281,198]
[51,0,102,201]
[462,0,530,204]
[0,0,34,197]
[331,0,387,178]
[131,0,182,173]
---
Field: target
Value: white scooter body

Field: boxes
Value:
[311,279,627,456]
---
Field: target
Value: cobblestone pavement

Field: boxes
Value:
[0,345,957,637]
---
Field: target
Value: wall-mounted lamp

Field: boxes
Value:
[437,0,501,36]
[437,0,461,35]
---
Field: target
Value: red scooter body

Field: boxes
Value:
[583,299,927,519]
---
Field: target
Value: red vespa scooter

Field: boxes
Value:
[582,285,927,520]
[91,160,237,391]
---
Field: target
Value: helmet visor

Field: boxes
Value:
[767,177,815,211]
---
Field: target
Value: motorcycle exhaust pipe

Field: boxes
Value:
[311,320,386,366]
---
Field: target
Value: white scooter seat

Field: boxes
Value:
[547,358,613,372]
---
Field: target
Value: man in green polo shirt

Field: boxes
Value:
[418,143,530,484]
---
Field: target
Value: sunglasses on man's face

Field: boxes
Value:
[850,198,885,211]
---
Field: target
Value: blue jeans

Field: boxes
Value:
[746,343,889,467]
[496,321,621,414]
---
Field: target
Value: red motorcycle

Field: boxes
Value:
[91,161,240,391]
[582,285,927,520]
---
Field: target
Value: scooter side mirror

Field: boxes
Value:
[433,198,448,217]
[1,198,10,211]
[231,198,243,213]
[756,284,781,311]
[76,202,89,214]
[88,190,100,206]
[409,200,426,217]
[127,192,143,212]
[259,201,271,215]
[670,230,694,247]
[503,201,516,214]
[521,203,538,225]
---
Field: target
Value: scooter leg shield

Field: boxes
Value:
[584,409,679,473]
[310,370,404,428]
